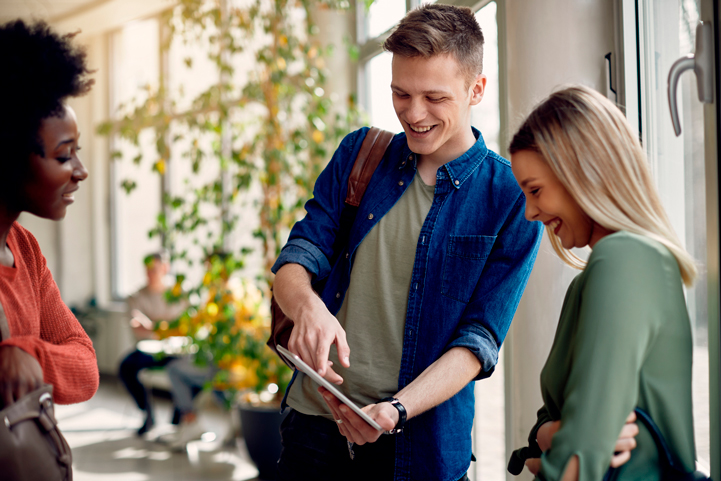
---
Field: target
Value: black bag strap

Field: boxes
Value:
[633,408,680,471]
[633,408,711,480]
[603,408,711,481]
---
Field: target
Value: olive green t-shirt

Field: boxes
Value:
[533,231,697,480]
[288,172,434,418]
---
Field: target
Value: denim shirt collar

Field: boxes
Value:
[401,127,488,190]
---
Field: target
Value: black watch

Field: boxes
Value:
[379,396,406,434]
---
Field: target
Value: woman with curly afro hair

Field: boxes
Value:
[0,19,99,410]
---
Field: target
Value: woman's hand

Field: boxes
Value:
[532,411,639,474]
[0,345,44,407]
[526,458,542,475]
[610,411,639,467]
[536,420,562,452]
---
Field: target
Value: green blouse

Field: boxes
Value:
[533,231,697,480]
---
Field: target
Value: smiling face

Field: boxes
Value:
[19,105,88,220]
[512,149,610,250]
[391,54,485,166]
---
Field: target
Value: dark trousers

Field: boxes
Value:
[118,349,175,415]
[277,409,468,481]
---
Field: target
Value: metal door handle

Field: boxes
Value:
[668,21,715,136]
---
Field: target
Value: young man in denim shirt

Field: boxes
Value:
[271,5,542,481]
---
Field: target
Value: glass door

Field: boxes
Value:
[628,0,719,476]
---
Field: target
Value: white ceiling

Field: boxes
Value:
[0,0,175,36]
[0,0,105,23]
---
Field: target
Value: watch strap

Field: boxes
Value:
[380,396,406,434]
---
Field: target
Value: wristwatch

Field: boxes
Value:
[379,396,407,434]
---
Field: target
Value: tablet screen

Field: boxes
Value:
[276,346,383,431]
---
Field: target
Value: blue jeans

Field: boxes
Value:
[118,350,176,413]
[277,410,469,481]
[166,358,215,415]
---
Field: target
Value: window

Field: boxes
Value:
[631,0,711,470]
[361,1,501,153]
[109,18,163,298]
[108,15,262,298]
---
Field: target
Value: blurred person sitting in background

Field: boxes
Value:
[119,252,187,436]
[0,19,98,410]
[161,356,216,449]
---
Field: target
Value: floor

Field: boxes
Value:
[56,376,262,481]
[54,369,508,481]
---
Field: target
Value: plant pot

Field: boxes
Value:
[237,403,289,480]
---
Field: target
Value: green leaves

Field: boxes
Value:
[120,179,137,194]
[98,0,364,401]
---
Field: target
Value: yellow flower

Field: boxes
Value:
[312,130,324,144]
[154,159,166,175]
[206,302,219,316]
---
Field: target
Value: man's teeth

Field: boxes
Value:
[411,125,433,133]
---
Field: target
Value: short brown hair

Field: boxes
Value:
[383,4,484,86]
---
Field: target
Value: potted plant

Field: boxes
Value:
[99,1,363,477]
[158,251,292,479]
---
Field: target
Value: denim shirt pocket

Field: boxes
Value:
[441,235,497,303]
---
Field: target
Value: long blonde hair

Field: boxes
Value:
[509,85,697,286]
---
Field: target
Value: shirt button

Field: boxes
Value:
[345,253,349,259]
[368,213,374,220]
[398,181,404,186]
[454,180,460,186]
[408,154,413,160]
[336,292,341,299]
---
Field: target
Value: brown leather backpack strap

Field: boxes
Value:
[267,127,395,363]
[345,127,395,207]
[0,300,9,342]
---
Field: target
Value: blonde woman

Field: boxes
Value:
[508,86,698,480]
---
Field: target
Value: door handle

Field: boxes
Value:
[668,21,715,136]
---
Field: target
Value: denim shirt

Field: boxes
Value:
[272,127,542,481]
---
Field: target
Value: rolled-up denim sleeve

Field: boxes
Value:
[446,192,542,379]
[272,238,331,279]
[271,128,368,280]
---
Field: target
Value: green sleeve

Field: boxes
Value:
[509,405,552,475]
[531,405,554,448]
[539,236,669,480]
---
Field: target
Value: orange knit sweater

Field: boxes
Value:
[0,222,98,404]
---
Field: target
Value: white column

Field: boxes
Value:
[311,5,357,119]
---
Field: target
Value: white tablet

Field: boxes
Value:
[277,345,383,431]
